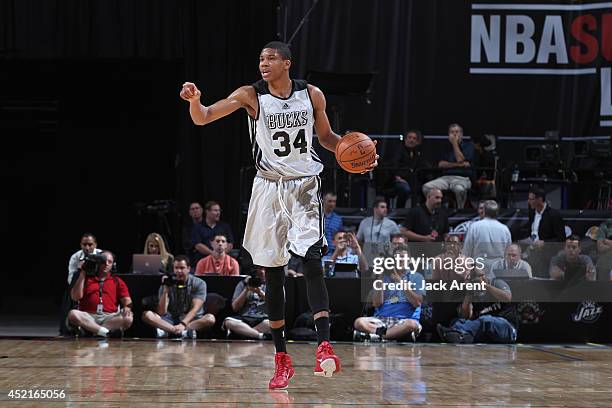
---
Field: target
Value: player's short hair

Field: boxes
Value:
[263,41,292,60]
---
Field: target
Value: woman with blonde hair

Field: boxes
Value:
[144,233,174,274]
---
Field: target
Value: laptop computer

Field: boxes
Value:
[132,254,164,274]
[491,268,531,280]
[324,261,359,278]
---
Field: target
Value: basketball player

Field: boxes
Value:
[180,41,377,389]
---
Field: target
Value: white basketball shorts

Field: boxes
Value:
[242,175,326,267]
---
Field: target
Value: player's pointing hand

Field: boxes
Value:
[180,82,202,102]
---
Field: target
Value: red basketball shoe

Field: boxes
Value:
[314,341,341,377]
[269,352,295,390]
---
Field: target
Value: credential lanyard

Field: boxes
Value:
[96,278,105,314]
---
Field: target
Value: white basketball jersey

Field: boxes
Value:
[248,79,324,178]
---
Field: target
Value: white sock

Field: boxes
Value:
[258,333,265,340]
[97,327,109,337]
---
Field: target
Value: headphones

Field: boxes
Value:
[101,250,118,274]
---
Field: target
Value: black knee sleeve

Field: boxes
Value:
[265,266,286,321]
[303,258,329,314]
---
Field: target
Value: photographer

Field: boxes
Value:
[66,251,133,337]
[142,256,215,339]
[67,233,102,285]
[437,267,517,344]
[353,245,424,342]
[222,266,271,340]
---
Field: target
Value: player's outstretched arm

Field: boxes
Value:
[309,85,341,152]
[180,82,256,126]
[310,84,378,173]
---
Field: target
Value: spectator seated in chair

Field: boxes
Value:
[143,232,174,274]
[594,218,612,281]
[191,201,235,264]
[322,230,369,277]
[422,123,475,209]
[549,235,596,281]
[431,234,472,281]
[392,129,431,208]
[489,244,533,279]
[322,191,344,253]
[195,233,240,276]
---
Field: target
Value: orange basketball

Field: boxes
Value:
[335,132,377,173]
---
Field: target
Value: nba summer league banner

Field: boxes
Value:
[468,1,612,132]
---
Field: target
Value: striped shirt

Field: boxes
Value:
[324,211,343,252]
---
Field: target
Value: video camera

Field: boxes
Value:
[248,276,262,288]
[162,272,178,287]
[82,253,109,277]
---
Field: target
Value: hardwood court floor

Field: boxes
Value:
[0,339,611,407]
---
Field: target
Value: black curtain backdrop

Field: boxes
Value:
[282,0,609,137]
[1,0,610,307]
[1,0,277,304]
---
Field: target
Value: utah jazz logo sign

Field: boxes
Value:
[572,301,603,323]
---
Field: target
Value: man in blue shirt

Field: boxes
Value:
[422,123,475,208]
[354,245,425,341]
[191,201,235,265]
[322,230,368,276]
[323,192,343,253]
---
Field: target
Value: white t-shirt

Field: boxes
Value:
[67,248,102,285]
[531,203,547,241]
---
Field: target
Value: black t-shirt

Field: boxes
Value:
[191,221,235,262]
[471,278,518,328]
[550,252,594,282]
[403,206,449,240]
[394,145,431,181]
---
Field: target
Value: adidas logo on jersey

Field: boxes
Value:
[282,102,290,110]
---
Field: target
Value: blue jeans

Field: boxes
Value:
[394,180,412,208]
[451,315,517,343]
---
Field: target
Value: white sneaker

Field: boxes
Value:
[156,328,168,338]
[411,323,423,342]
[182,328,197,339]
